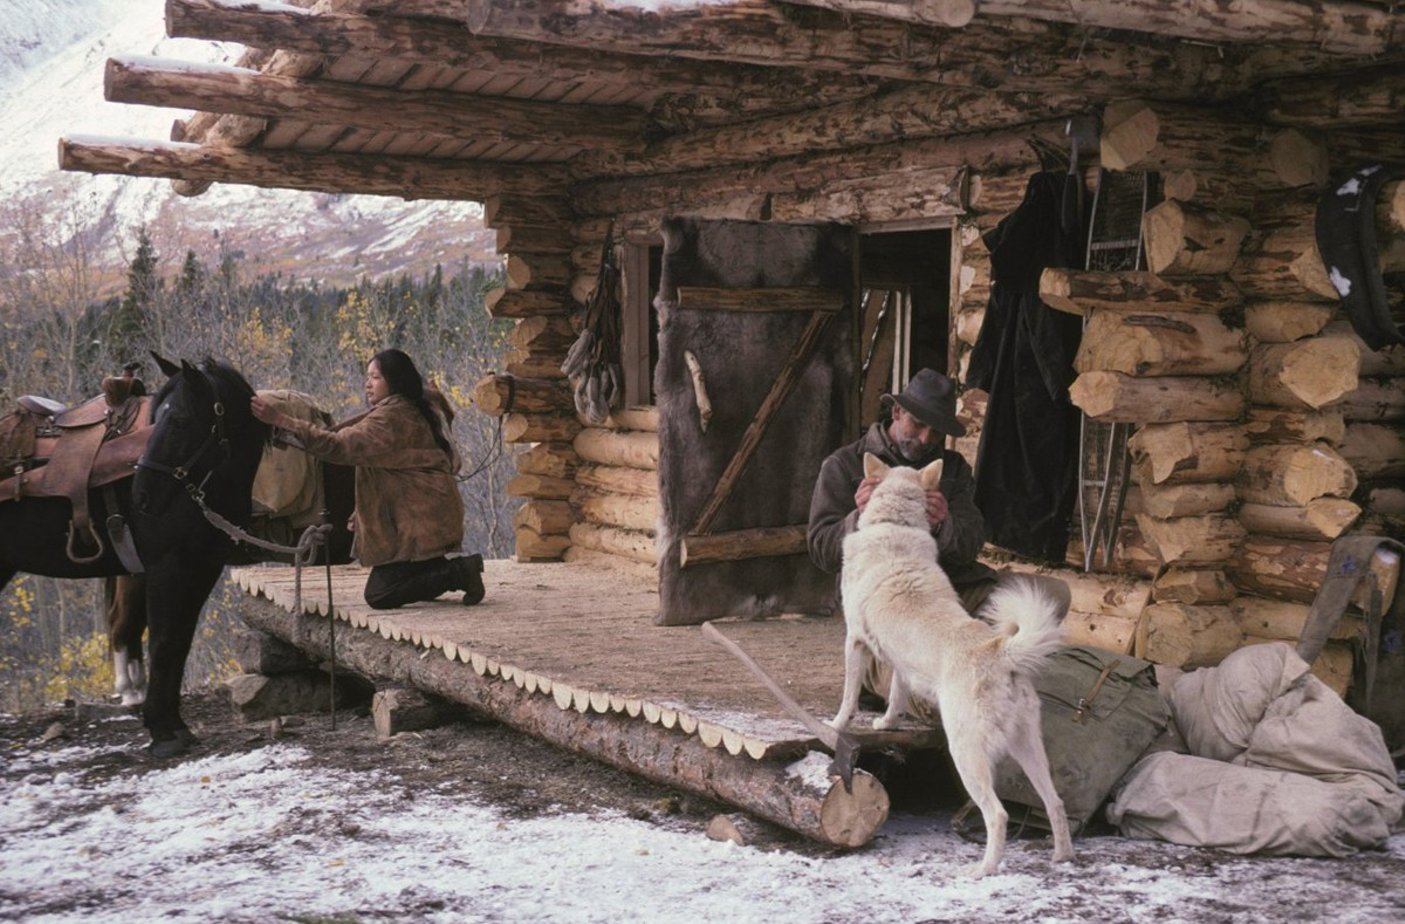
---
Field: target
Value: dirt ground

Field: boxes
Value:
[0,686,824,849]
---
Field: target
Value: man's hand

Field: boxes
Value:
[854,476,879,512]
[925,490,949,529]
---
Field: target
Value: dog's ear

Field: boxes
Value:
[919,458,944,491]
[862,452,889,480]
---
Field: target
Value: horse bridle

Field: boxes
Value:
[135,388,231,502]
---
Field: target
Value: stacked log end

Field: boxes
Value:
[565,409,661,567]
[1058,99,1404,695]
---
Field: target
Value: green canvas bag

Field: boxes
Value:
[991,645,1171,835]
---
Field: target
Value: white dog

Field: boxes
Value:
[831,453,1074,877]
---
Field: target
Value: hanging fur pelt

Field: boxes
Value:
[561,228,623,424]
[654,217,854,626]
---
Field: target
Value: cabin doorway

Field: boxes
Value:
[856,227,953,427]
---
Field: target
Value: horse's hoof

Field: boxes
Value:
[147,737,187,759]
[147,729,198,759]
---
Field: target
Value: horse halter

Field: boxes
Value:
[135,390,231,502]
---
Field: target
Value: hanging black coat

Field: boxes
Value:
[968,171,1084,563]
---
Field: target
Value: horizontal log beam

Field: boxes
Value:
[1068,372,1245,423]
[677,287,845,314]
[1039,269,1242,316]
[167,0,879,130]
[680,526,809,568]
[58,136,566,200]
[574,82,1091,179]
[1259,64,1405,128]
[978,0,1400,56]
[106,55,646,152]
[571,123,1052,219]
[463,0,1230,99]
[786,0,974,27]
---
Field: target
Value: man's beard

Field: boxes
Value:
[895,438,940,464]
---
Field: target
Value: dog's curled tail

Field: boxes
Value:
[985,577,1063,675]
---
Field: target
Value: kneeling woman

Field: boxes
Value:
[252,348,484,609]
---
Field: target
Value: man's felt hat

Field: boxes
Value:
[881,368,966,437]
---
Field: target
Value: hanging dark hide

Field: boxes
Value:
[969,172,1085,564]
[654,217,853,626]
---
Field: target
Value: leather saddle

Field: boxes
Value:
[0,371,153,564]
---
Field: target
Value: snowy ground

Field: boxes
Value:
[2,695,1403,924]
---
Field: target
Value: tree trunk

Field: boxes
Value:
[1135,513,1247,566]
[1138,481,1237,518]
[58,135,564,201]
[1136,603,1242,669]
[568,522,658,566]
[1143,200,1250,276]
[1242,301,1336,343]
[1337,422,1405,480]
[506,472,576,500]
[1335,377,1405,422]
[1239,443,1358,506]
[1228,537,1333,605]
[573,427,660,470]
[679,526,808,568]
[1069,371,1244,422]
[1152,568,1236,605]
[1128,421,1248,484]
[503,414,582,444]
[486,288,570,319]
[1237,498,1362,541]
[572,489,659,533]
[472,373,571,417]
[514,499,576,535]
[575,464,658,498]
[514,525,572,562]
[372,687,465,739]
[1039,268,1242,316]
[1247,338,1362,409]
[1074,310,1247,376]
[1244,407,1346,445]
[516,443,579,479]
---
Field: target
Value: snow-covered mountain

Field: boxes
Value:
[0,0,495,290]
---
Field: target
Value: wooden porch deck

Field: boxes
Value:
[233,556,945,845]
[234,557,911,760]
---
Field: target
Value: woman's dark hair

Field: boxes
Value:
[371,348,453,461]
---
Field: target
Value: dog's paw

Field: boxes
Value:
[871,716,897,731]
[960,861,998,879]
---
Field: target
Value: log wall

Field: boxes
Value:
[1054,100,1405,695]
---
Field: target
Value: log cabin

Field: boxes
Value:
[60,0,1405,844]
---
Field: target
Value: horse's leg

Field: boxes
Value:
[106,574,148,706]
[142,553,224,757]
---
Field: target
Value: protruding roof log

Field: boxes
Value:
[167,0,880,124]
[461,0,1231,98]
[978,0,1401,57]
[574,81,1091,179]
[1257,64,1405,128]
[572,121,1066,220]
[106,55,646,152]
[786,0,974,27]
[58,136,568,200]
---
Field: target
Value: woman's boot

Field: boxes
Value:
[449,554,485,605]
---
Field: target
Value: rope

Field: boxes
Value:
[190,492,339,726]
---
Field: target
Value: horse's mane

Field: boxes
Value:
[197,356,256,403]
[152,356,256,406]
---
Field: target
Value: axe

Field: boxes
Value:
[701,621,861,791]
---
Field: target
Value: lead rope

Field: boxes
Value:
[186,479,340,728]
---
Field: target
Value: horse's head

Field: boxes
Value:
[133,354,268,521]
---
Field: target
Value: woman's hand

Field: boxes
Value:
[250,395,289,429]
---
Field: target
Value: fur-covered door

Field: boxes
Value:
[654,218,854,625]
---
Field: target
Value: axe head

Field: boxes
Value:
[828,732,861,793]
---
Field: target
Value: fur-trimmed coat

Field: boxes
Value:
[807,420,996,595]
[282,395,462,567]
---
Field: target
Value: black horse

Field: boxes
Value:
[0,355,347,756]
